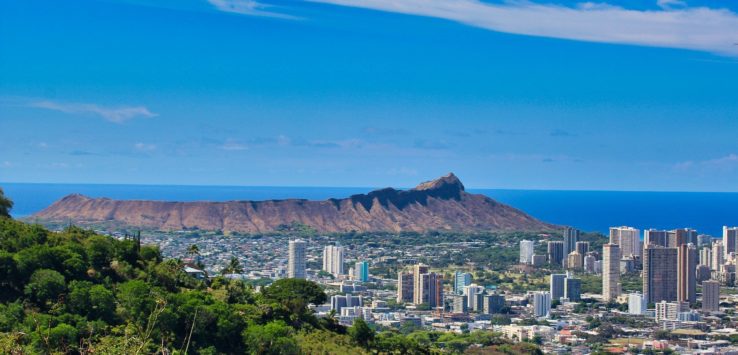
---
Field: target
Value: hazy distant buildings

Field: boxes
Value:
[677,243,697,303]
[451,294,467,314]
[322,245,345,276]
[702,280,720,312]
[288,239,306,279]
[520,240,535,264]
[454,271,472,295]
[696,265,712,283]
[603,243,621,302]
[643,245,678,304]
[547,241,564,266]
[723,226,738,259]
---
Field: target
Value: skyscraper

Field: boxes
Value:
[465,284,485,312]
[677,243,697,304]
[644,229,669,248]
[550,274,567,301]
[454,271,472,295]
[628,292,646,315]
[532,291,551,318]
[288,239,307,279]
[322,245,344,276]
[413,264,443,308]
[354,261,369,282]
[669,228,698,248]
[563,227,580,263]
[520,240,535,264]
[547,241,564,266]
[643,245,678,304]
[610,226,641,259]
[575,241,590,255]
[699,247,712,269]
[564,277,582,302]
[397,272,414,303]
[584,253,596,273]
[723,226,738,259]
[712,241,725,272]
[701,280,720,312]
[603,243,621,302]
[567,251,583,270]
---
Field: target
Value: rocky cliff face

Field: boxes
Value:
[33,173,556,233]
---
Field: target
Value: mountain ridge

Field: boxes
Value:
[32,173,558,233]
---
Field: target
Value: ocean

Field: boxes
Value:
[2,183,737,236]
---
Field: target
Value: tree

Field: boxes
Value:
[24,269,65,308]
[348,318,375,348]
[242,320,298,355]
[187,244,200,257]
[262,278,327,306]
[222,257,244,274]
[0,188,12,218]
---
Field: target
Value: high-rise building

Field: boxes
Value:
[723,226,738,259]
[532,291,551,318]
[331,294,363,313]
[322,245,345,276]
[669,228,698,248]
[699,247,712,269]
[412,264,443,308]
[603,243,621,302]
[697,234,713,248]
[567,251,583,270]
[702,280,720,312]
[644,229,669,248]
[396,272,414,303]
[696,265,712,283]
[547,241,564,266]
[563,227,580,263]
[575,241,590,255]
[584,253,596,273]
[451,294,468,314]
[483,294,506,314]
[453,271,472,295]
[550,274,567,301]
[643,245,678,304]
[288,239,307,279]
[465,284,485,312]
[610,226,641,259]
[712,241,725,272]
[520,240,535,264]
[628,292,646,315]
[677,243,697,304]
[564,277,582,302]
[354,261,370,282]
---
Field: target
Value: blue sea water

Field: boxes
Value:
[2,183,737,236]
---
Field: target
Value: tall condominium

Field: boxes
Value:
[454,271,472,295]
[723,226,738,259]
[712,241,725,272]
[288,239,307,279]
[702,280,720,312]
[610,226,641,259]
[565,277,582,301]
[550,274,567,301]
[563,227,580,261]
[547,241,564,266]
[644,229,669,248]
[669,228,698,248]
[575,241,590,255]
[465,284,485,312]
[322,245,345,276]
[567,251,583,270]
[603,243,621,302]
[643,245,678,304]
[396,272,414,303]
[628,292,646,315]
[677,243,697,303]
[520,240,535,264]
[697,234,713,248]
[413,264,443,308]
[584,253,596,273]
[532,291,551,318]
[699,247,712,269]
[354,261,369,282]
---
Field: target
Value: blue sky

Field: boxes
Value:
[1,0,738,191]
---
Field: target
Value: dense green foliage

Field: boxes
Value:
[0,211,535,354]
[0,188,12,218]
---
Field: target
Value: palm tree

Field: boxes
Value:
[0,187,12,218]
[187,244,200,257]
[221,257,244,275]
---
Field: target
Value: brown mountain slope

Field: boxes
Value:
[33,173,557,233]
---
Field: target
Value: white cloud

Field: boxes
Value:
[310,0,738,56]
[674,153,738,171]
[657,0,686,10]
[29,100,157,123]
[134,142,157,152]
[219,139,249,151]
[207,0,296,19]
